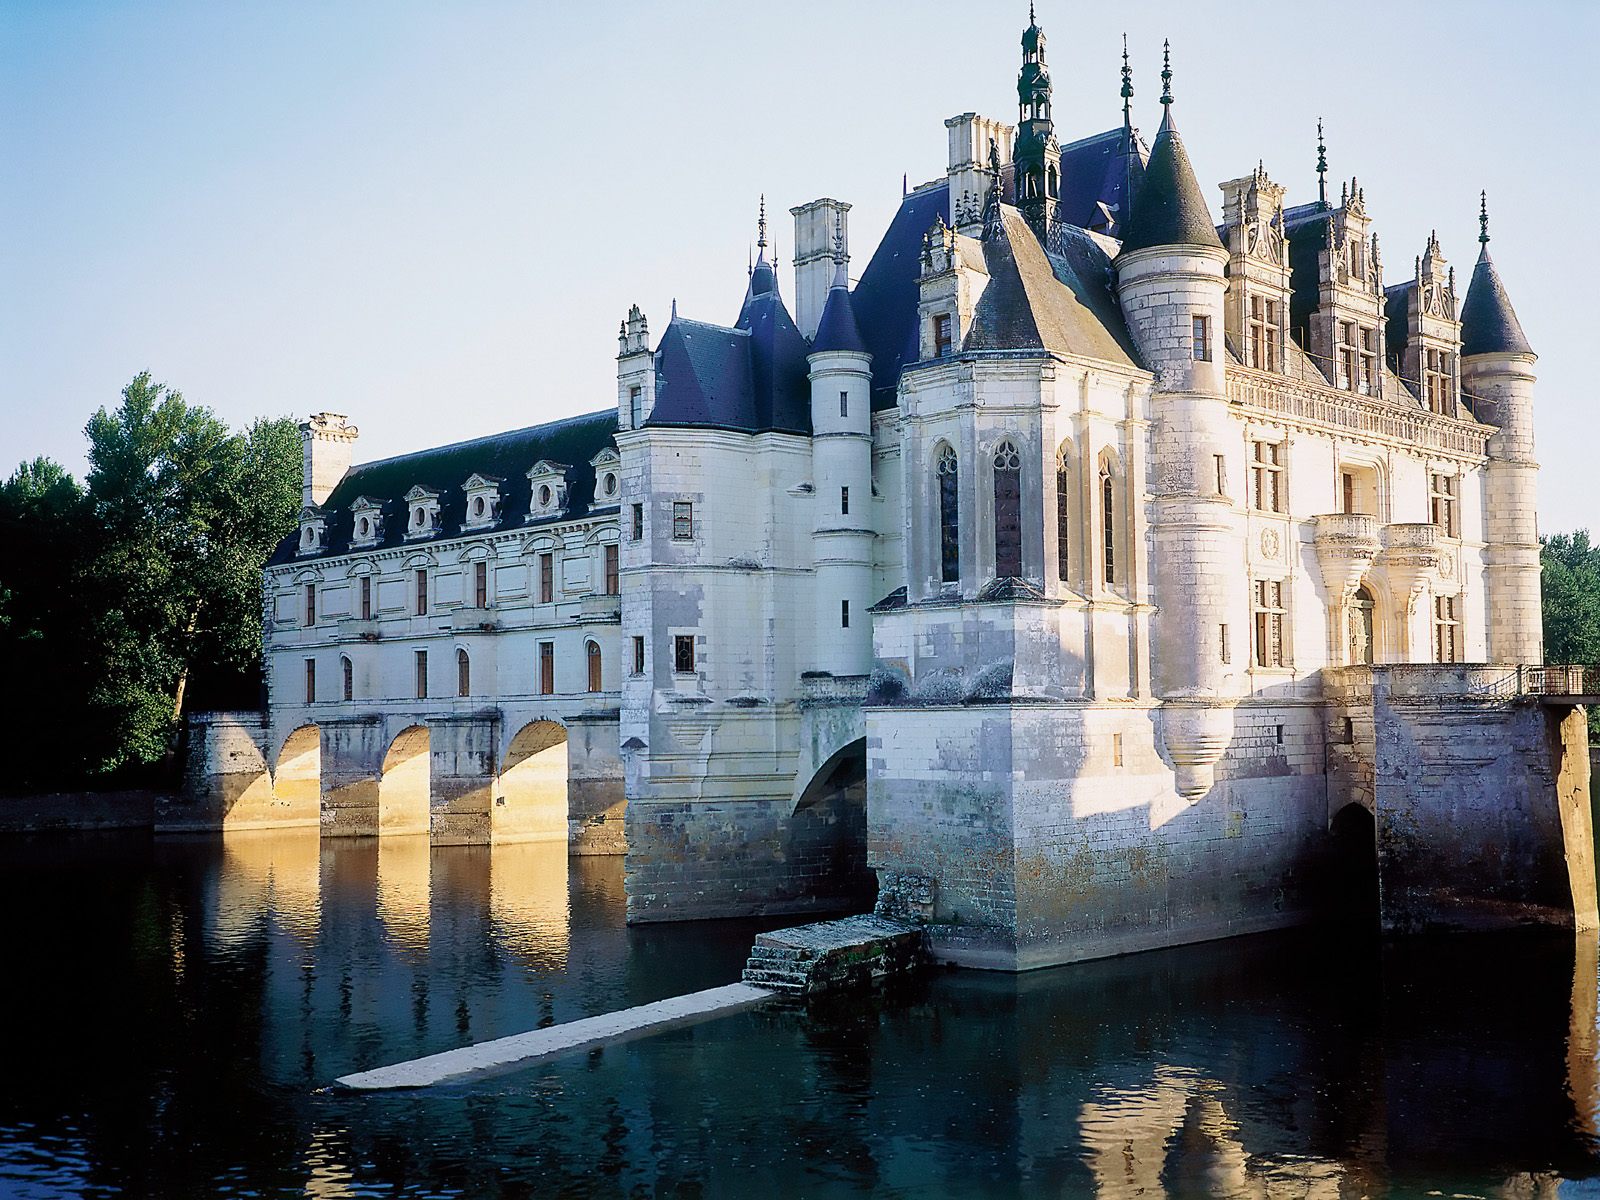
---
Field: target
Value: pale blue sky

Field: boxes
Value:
[3,1,1595,531]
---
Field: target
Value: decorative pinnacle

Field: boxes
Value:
[1160,39,1172,107]
[833,209,845,263]
[1029,1,1035,24]
[1479,190,1490,244]
[757,194,767,255]
[1316,119,1328,208]
[1120,34,1133,118]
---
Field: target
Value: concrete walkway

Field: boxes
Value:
[333,982,774,1090]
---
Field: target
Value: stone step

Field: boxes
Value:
[740,915,925,998]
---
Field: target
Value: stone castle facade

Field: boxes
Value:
[222,17,1591,969]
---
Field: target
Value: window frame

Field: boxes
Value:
[1191,314,1212,363]
[631,635,645,676]
[936,444,960,585]
[456,647,471,697]
[359,575,371,621]
[304,582,316,627]
[539,553,554,604]
[1253,578,1288,669]
[1250,440,1285,514]
[414,649,428,700]
[586,640,603,693]
[474,561,488,608]
[538,641,555,695]
[304,657,316,704]
[672,501,694,541]
[673,634,696,675]
[604,543,620,595]
[341,655,353,701]
[414,569,428,617]
[631,503,644,541]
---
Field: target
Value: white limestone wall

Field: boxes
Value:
[809,348,875,674]
[870,410,904,608]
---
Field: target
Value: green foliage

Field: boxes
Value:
[1541,529,1600,737]
[0,373,301,789]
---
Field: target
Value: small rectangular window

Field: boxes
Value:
[1275,724,1284,745]
[1192,314,1211,362]
[1253,578,1287,668]
[632,635,645,675]
[415,570,428,616]
[1343,716,1355,744]
[604,544,620,595]
[629,385,643,428]
[1214,454,1227,497]
[840,486,849,516]
[1434,595,1461,663]
[1220,624,1230,664]
[539,553,553,603]
[304,583,316,627]
[672,501,693,540]
[304,658,316,704]
[538,641,555,695]
[1341,471,1356,515]
[360,575,371,621]
[1251,441,1284,513]
[933,313,953,357]
[1430,473,1459,538]
[1112,732,1124,768]
[414,650,428,699]
[474,561,488,608]
[342,656,353,701]
[840,390,849,418]
[631,503,644,541]
[841,599,850,628]
[674,634,695,674]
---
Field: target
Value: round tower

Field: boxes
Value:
[807,231,875,675]
[1460,194,1541,665]
[1113,45,1241,799]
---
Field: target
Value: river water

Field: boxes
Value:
[2,831,1598,1198]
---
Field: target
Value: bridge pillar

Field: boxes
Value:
[320,717,387,837]
[567,710,625,855]
[429,713,500,845]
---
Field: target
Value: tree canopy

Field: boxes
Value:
[0,373,300,790]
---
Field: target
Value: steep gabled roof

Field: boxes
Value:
[1460,247,1534,358]
[268,409,618,565]
[1119,110,1221,254]
[964,204,1140,365]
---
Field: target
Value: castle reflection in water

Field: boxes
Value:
[2,831,1597,1197]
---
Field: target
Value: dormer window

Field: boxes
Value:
[461,474,503,531]
[590,447,621,508]
[526,460,571,520]
[296,507,327,556]
[403,486,442,540]
[349,497,383,548]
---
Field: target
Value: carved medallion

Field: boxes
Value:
[1260,528,1281,560]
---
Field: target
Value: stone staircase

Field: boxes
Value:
[741,914,925,997]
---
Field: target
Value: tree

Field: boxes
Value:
[1541,530,1600,738]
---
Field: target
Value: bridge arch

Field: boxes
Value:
[271,724,322,825]
[1330,802,1379,927]
[788,736,875,912]
[379,725,432,836]
[497,719,570,843]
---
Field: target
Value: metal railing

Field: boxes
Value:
[1466,665,1600,701]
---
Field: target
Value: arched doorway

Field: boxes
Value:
[270,725,322,826]
[789,738,875,913]
[1330,802,1379,928]
[497,720,569,843]
[379,726,431,836]
[1349,586,1376,665]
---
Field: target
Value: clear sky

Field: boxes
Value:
[3,1,1595,531]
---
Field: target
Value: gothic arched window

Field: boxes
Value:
[936,444,960,584]
[993,440,1022,579]
[1100,456,1118,588]
[341,655,353,702]
[456,647,470,697]
[586,640,603,693]
[1056,441,1074,586]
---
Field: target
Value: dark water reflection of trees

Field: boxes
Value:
[1,831,1596,1197]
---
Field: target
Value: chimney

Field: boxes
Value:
[790,198,850,341]
[299,413,359,506]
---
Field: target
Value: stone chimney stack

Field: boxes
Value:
[946,113,1014,236]
[790,198,851,341]
[299,413,359,507]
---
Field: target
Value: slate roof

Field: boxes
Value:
[1460,247,1533,358]
[812,269,868,355]
[646,252,812,434]
[965,205,1140,365]
[268,409,617,565]
[852,181,951,410]
[1118,110,1221,254]
[1056,125,1148,234]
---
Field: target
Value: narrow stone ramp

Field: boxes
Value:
[742,914,924,995]
[333,982,773,1091]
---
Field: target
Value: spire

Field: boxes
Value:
[1316,119,1328,209]
[757,194,768,259]
[1120,41,1220,254]
[1159,38,1172,108]
[747,196,776,298]
[1461,192,1532,357]
[1121,34,1133,129]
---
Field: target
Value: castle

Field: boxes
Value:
[212,15,1593,969]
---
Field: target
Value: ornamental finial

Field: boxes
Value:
[1479,190,1490,245]
[757,194,767,255]
[1316,119,1328,209]
[1121,34,1133,123]
[1160,39,1172,107]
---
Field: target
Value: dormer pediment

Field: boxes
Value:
[526,460,572,519]
[403,484,442,503]
[589,448,621,505]
[296,506,328,556]
[462,473,505,529]
[349,496,384,547]
[403,485,443,540]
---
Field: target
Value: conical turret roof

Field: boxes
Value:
[1460,246,1533,358]
[1118,108,1221,254]
[811,264,867,356]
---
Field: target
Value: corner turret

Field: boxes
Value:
[1460,193,1541,664]
[1013,5,1060,240]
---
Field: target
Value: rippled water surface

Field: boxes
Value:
[3,831,1600,1197]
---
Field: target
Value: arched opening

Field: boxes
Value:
[993,439,1022,579]
[379,725,431,836]
[1329,802,1379,928]
[1055,439,1076,589]
[456,647,471,697]
[341,655,353,701]
[1098,447,1124,591]
[789,738,875,913]
[936,442,960,585]
[497,720,570,844]
[1349,586,1376,666]
[586,640,603,693]
[271,725,322,826]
